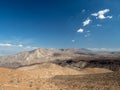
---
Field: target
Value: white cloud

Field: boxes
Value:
[0,43,24,48]
[83,18,91,26]
[77,28,84,33]
[91,13,98,17]
[0,43,12,47]
[107,16,112,19]
[91,9,112,19]
[18,44,23,47]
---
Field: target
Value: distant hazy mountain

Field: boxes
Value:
[0,48,120,68]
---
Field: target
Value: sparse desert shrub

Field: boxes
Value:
[53,53,61,57]
[36,87,39,90]
[9,79,14,83]
[29,81,33,87]
[17,79,20,83]
[29,84,32,87]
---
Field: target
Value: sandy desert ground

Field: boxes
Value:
[0,62,119,90]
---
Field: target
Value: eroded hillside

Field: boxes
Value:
[0,48,120,90]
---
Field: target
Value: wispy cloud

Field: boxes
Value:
[91,9,112,19]
[96,24,102,27]
[81,9,86,13]
[86,30,90,33]
[18,44,23,47]
[76,9,112,38]
[83,18,91,26]
[77,28,84,33]
[0,43,24,47]
[72,40,75,42]
[0,43,12,47]
[118,14,120,18]
[88,48,120,51]
[107,16,112,19]
[26,46,38,49]
[0,43,38,55]
[84,33,91,37]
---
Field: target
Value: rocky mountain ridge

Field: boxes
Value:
[0,48,120,68]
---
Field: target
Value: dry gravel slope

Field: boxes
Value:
[0,63,113,90]
[51,71,120,90]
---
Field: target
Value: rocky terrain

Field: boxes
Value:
[0,48,120,68]
[51,71,120,90]
[0,48,120,90]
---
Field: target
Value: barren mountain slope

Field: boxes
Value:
[0,48,120,68]
[0,48,86,68]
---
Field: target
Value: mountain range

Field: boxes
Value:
[0,48,120,69]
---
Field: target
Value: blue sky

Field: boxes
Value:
[0,0,120,55]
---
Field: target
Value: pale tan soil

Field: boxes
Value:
[0,63,113,90]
